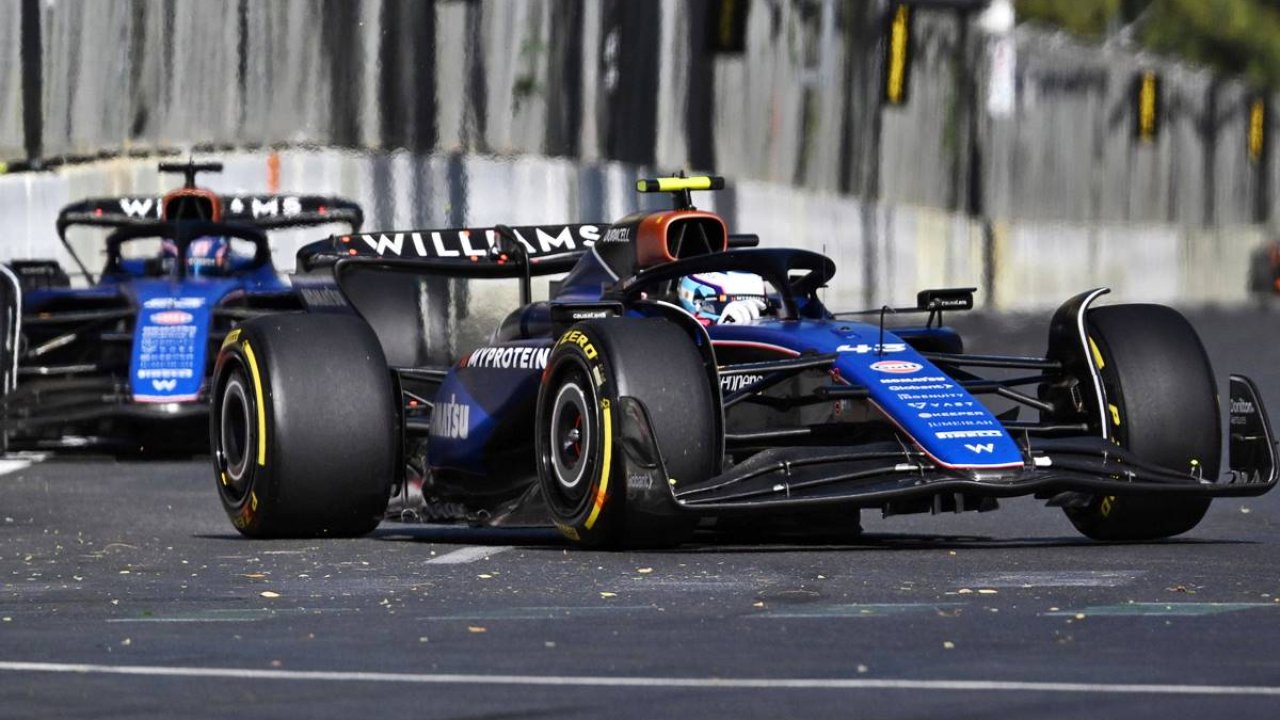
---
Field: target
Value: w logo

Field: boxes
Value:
[964,443,995,454]
[119,197,158,218]
[151,379,178,392]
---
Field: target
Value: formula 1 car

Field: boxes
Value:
[0,161,363,453]
[209,176,1277,546]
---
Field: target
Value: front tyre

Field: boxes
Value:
[536,319,717,548]
[211,314,396,538]
[1065,304,1219,541]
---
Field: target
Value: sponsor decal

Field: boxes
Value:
[886,383,953,391]
[557,329,599,360]
[964,443,995,454]
[119,197,162,218]
[927,419,996,429]
[935,429,1003,439]
[143,297,205,310]
[150,310,194,326]
[870,360,922,374]
[720,373,765,393]
[137,320,198,382]
[897,392,965,401]
[137,369,195,379]
[299,287,347,308]
[462,346,551,370]
[1231,399,1256,415]
[430,394,470,440]
[601,226,631,243]
[228,196,304,218]
[880,376,947,384]
[918,410,985,419]
[571,309,611,320]
[838,343,907,354]
[908,400,973,410]
[151,379,178,392]
[354,224,604,259]
[14,264,61,278]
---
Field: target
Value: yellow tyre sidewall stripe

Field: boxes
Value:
[1088,336,1105,370]
[584,397,612,531]
[241,341,268,467]
[1088,335,1121,520]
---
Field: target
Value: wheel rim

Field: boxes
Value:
[549,380,591,497]
[218,374,253,499]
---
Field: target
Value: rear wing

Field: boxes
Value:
[299,223,609,307]
[298,223,608,272]
[55,194,363,283]
[56,194,364,236]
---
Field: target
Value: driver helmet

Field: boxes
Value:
[677,271,769,324]
[160,236,231,276]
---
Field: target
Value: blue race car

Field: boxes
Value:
[0,161,362,453]
[208,176,1277,545]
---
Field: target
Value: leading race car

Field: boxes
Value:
[0,161,363,453]
[209,176,1277,546]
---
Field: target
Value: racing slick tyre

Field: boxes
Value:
[536,318,716,548]
[211,314,395,538]
[1065,304,1219,541]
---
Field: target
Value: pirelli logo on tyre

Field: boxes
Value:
[556,329,598,360]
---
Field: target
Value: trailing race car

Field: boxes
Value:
[209,176,1277,546]
[0,161,363,453]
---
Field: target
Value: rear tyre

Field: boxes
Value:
[536,319,716,548]
[211,314,396,538]
[1064,304,1219,541]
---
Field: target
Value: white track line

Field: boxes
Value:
[425,545,513,565]
[0,453,45,476]
[0,662,1278,696]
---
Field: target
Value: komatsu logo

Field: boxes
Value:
[431,394,470,440]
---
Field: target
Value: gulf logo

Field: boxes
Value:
[151,310,194,326]
[870,359,923,374]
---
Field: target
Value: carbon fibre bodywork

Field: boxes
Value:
[287,213,1277,535]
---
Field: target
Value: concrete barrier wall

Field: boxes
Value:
[0,150,1267,312]
[4,1,1276,226]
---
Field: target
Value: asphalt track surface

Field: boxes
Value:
[3,307,1280,719]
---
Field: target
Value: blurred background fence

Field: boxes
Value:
[0,0,1276,308]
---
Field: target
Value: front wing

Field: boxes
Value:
[626,375,1277,515]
